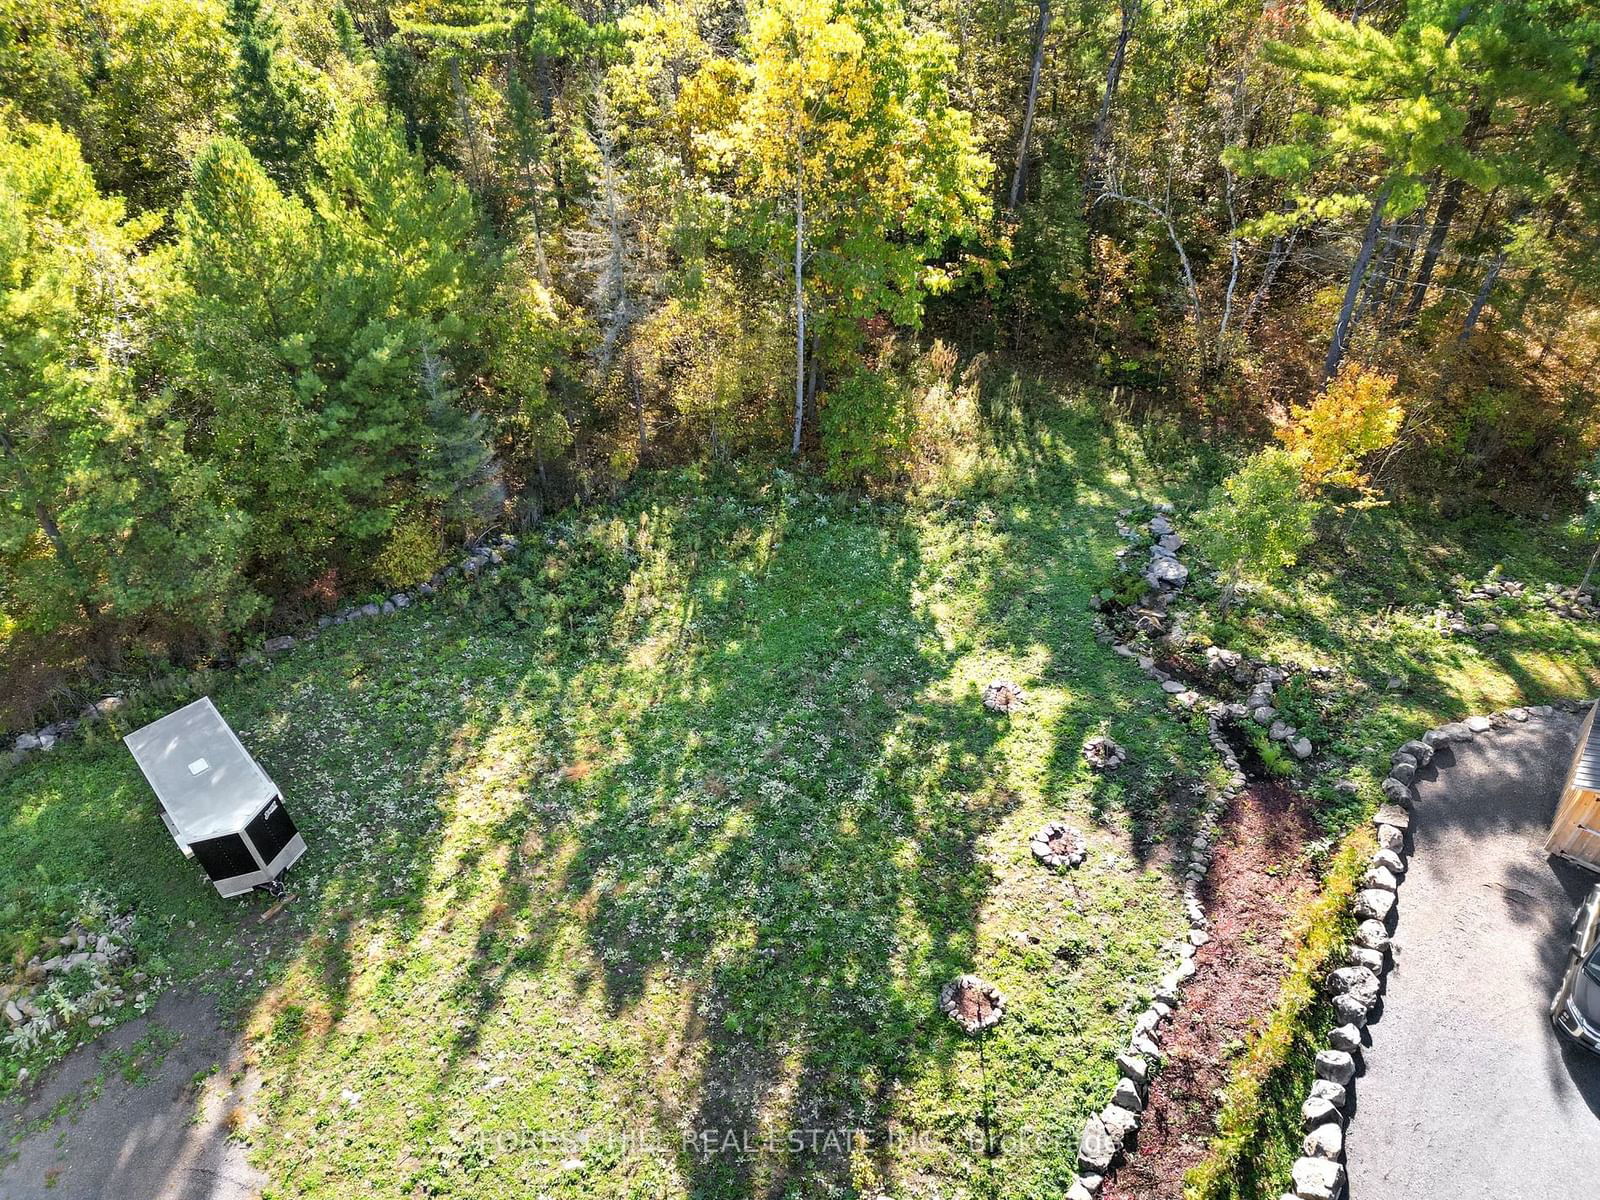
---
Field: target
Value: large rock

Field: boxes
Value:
[1375,823,1405,853]
[1100,1103,1139,1143]
[1302,1122,1344,1161]
[1328,1023,1363,1052]
[1388,761,1416,785]
[1333,994,1369,1028]
[1371,848,1405,875]
[1116,1051,1149,1086]
[1301,1096,1341,1129]
[1111,1076,1143,1111]
[1398,738,1433,766]
[1291,1157,1344,1200]
[1372,803,1411,830]
[1309,1079,1347,1108]
[1381,776,1412,804]
[1291,736,1313,760]
[1354,888,1396,922]
[1354,919,1391,951]
[1314,1049,1356,1086]
[1145,556,1189,589]
[1078,1115,1117,1173]
[1328,966,1382,1008]
[1361,864,1399,893]
[264,635,295,653]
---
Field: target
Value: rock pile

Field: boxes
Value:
[1029,821,1088,870]
[3,917,135,1059]
[1212,667,1315,761]
[982,679,1026,715]
[1082,735,1128,771]
[938,975,1006,1035]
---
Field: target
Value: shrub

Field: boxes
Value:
[820,365,911,486]
[1279,363,1404,496]
[1193,448,1322,612]
[372,515,444,588]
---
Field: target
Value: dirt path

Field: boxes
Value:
[1102,782,1321,1200]
[0,991,262,1200]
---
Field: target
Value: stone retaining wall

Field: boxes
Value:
[5,533,521,768]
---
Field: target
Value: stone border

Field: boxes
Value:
[5,532,522,768]
[1072,504,1237,1195]
[1283,700,1591,1200]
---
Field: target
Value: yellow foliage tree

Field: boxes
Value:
[1278,363,1404,495]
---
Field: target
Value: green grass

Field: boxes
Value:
[1,380,1212,1200]
[8,374,1600,1200]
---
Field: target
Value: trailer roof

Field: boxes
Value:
[123,697,277,841]
[1575,708,1600,793]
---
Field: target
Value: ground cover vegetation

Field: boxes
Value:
[4,1,1600,1198]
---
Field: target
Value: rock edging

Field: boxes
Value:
[5,533,521,769]
[1070,504,1235,1196]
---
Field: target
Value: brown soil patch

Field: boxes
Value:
[955,981,997,1025]
[1101,781,1321,1200]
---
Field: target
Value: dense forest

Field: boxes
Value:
[3,0,1598,716]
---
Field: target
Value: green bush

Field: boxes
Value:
[820,366,911,486]
[372,515,445,588]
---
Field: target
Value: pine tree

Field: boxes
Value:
[224,0,322,187]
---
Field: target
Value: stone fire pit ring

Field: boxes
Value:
[939,974,1006,1034]
[1030,820,1088,870]
[983,679,1025,714]
[1083,734,1128,771]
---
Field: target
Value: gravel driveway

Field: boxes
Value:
[1346,710,1600,1198]
[0,992,262,1200]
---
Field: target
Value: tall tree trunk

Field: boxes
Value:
[1322,183,1391,384]
[1240,229,1296,334]
[1087,0,1141,191]
[1458,246,1508,342]
[449,56,486,192]
[791,167,806,457]
[1008,0,1051,212]
[1398,176,1464,324]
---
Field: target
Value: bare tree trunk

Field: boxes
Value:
[1398,175,1464,324]
[449,56,486,191]
[1240,229,1297,333]
[1580,541,1600,595]
[791,166,806,457]
[629,355,647,459]
[1095,185,1201,329]
[1008,0,1051,212]
[1322,183,1391,384]
[1088,0,1141,191]
[1458,245,1508,342]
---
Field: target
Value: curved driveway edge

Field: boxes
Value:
[1344,710,1600,1199]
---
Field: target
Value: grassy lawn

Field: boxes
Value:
[8,374,1600,1200]
[2,383,1212,1199]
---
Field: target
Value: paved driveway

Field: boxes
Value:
[1346,711,1600,1198]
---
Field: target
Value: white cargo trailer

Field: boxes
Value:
[124,697,305,897]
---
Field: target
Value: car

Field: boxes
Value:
[1552,882,1600,1051]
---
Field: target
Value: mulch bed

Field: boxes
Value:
[1100,781,1321,1200]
